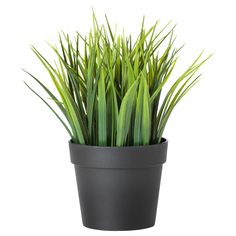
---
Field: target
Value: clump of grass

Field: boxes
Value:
[24,14,211,146]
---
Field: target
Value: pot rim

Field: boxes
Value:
[69,137,167,149]
[69,138,168,168]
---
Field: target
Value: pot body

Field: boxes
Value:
[69,139,168,231]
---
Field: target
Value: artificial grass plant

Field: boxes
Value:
[24,14,211,146]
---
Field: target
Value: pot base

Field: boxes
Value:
[74,166,163,231]
[83,223,155,231]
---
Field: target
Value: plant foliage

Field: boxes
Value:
[24,14,211,146]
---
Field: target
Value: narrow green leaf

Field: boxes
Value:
[24,82,73,138]
[134,74,144,145]
[116,79,139,146]
[142,76,151,145]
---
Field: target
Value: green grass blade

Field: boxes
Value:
[116,79,139,146]
[98,72,107,145]
[156,75,201,142]
[134,74,144,145]
[32,47,86,144]
[142,75,151,145]
[24,82,73,138]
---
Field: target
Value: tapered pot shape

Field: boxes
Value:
[69,138,168,231]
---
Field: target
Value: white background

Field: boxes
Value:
[0,0,235,235]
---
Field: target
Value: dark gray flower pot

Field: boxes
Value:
[69,138,168,231]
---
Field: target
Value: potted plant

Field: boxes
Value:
[24,14,211,231]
